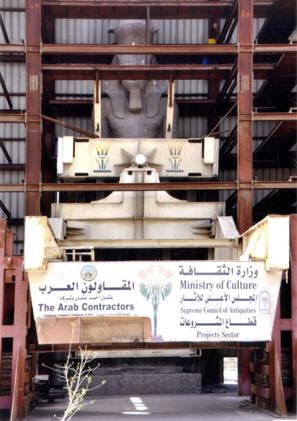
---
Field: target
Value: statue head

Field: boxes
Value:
[109,20,158,112]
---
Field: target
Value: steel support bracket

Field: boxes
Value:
[25,183,41,193]
[25,44,41,54]
[236,180,254,191]
[238,112,253,121]
[237,44,254,53]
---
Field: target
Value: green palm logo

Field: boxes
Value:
[139,265,173,340]
[94,142,110,170]
[168,143,183,169]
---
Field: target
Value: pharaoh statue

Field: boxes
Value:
[101,20,177,138]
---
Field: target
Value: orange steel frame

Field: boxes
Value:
[0,0,296,416]
[0,220,28,417]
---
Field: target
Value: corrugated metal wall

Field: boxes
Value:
[0,5,294,251]
[0,0,26,232]
[0,2,25,44]
[0,121,25,253]
[0,63,26,110]
[0,0,25,252]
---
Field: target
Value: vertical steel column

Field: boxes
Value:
[290,214,297,411]
[42,12,56,216]
[237,0,253,233]
[237,0,253,396]
[207,19,220,133]
[25,0,41,216]
[269,297,281,411]
[11,257,27,419]
[206,19,220,207]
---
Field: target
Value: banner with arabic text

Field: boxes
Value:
[28,261,281,342]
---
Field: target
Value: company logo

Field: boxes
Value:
[259,290,270,314]
[167,143,183,169]
[80,265,97,282]
[95,142,110,170]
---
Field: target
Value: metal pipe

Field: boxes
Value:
[0,72,13,110]
[41,114,99,138]
[208,102,237,136]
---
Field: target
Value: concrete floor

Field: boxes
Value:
[21,390,293,421]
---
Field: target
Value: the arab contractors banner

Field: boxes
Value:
[28,261,282,342]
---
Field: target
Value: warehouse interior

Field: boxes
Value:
[0,0,296,419]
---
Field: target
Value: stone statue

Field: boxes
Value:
[101,20,177,138]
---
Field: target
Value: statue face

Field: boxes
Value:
[113,52,152,95]
[104,20,166,123]
[114,20,156,45]
[121,79,146,112]
[113,54,152,112]
[110,21,157,111]
[117,54,146,65]
[121,79,146,92]
[114,53,154,67]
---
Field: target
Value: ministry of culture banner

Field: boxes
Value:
[28,261,281,342]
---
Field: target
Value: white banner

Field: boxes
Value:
[28,261,281,342]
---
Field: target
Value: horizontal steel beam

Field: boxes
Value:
[1,43,295,57]
[2,43,295,57]
[254,44,297,54]
[58,238,238,249]
[0,181,295,193]
[0,113,25,123]
[0,184,24,192]
[42,64,230,80]
[0,8,26,12]
[40,181,297,192]
[254,181,297,189]
[0,164,25,170]
[42,44,237,55]
[42,182,238,192]
[41,0,273,19]
[253,112,297,121]
[31,341,267,352]
[41,44,297,55]
[0,44,25,54]
[42,64,273,81]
